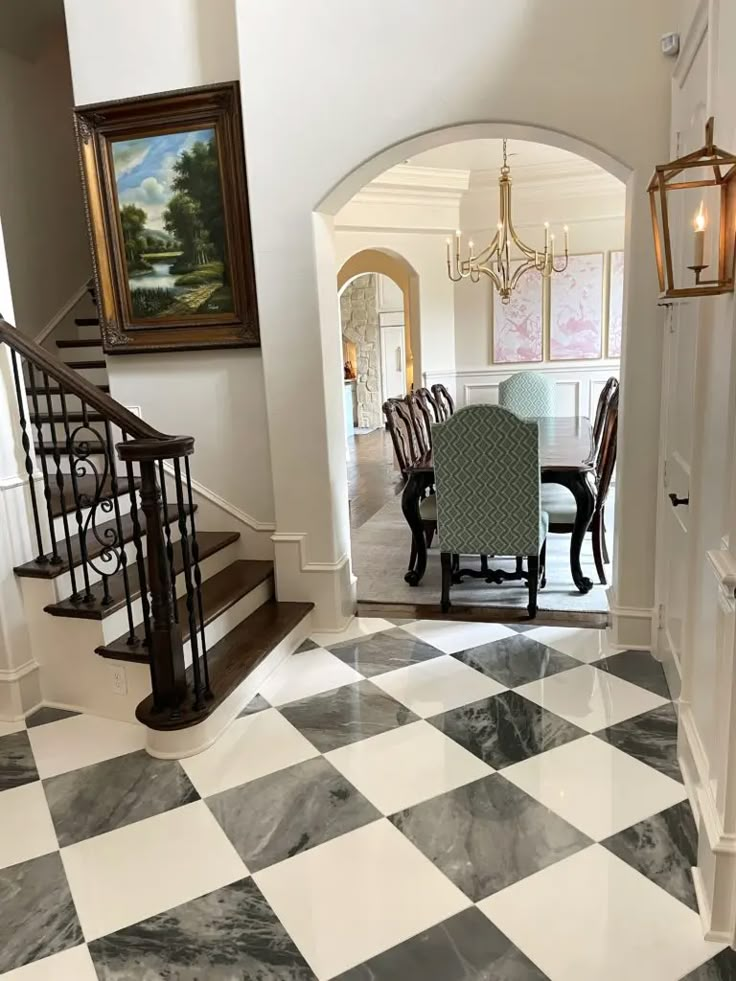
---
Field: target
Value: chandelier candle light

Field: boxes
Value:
[446,139,570,304]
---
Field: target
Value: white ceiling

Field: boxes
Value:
[408,139,586,173]
[0,0,65,61]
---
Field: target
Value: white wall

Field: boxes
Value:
[0,29,91,333]
[63,0,275,534]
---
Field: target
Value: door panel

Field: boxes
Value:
[380,325,405,400]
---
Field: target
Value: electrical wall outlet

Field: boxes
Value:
[108,663,128,696]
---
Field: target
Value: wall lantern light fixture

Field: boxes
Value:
[649,116,736,299]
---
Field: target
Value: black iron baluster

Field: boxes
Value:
[59,389,93,602]
[10,352,45,563]
[80,400,110,606]
[173,458,204,710]
[104,421,136,643]
[41,373,78,600]
[26,362,61,563]
[184,456,210,697]
[122,433,151,652]
[157,462,179,623]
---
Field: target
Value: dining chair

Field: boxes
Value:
[431,383,455,421]
[406,391,433,452]
[415,387,442,424]
[593,376,619,451]
[499,371,554,417]
[383,397,437,561]
[432,404,548,617]
[541,387,619,584]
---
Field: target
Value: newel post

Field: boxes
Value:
[117,435,194,715]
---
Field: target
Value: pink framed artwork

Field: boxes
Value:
[607,251,624,358]
[549,253,604,361]
[492,262,543,363]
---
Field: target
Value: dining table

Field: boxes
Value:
[401,415,597,594]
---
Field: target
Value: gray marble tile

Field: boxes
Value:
[506,624,538,633]
[596,650,671,698]
[602,800,698,911]
[89,877,315,980]
[0,852,83,973]
[453,634,580,688]
[683,948,736,979]
[43,750,199,847]
[595,702,682,781]
[391,773,591,900]
[280,679,418,752]
[429,690,586,770]
[239,693,271,717]
[0,730,38,791]
[327,627,442,678]
[333,906,549,980]
[208,756,380,872]
[26,707,80,728]
[296,639,319,653]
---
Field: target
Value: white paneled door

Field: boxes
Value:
[381,324,406,400]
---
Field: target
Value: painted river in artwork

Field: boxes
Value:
[129,260,187,295]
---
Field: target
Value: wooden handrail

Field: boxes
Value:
[0,318,168,442]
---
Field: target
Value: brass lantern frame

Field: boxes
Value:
[648,117,736,299]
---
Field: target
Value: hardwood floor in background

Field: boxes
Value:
[347,429,402,530]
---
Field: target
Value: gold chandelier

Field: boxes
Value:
[446,139,570,304]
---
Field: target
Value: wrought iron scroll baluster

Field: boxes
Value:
[184,456,210,697]
[10,351,45,563]
[26,362,61,563]
[59,389,93,602]
[157,462,179,623]
[122,433,151,652]
[173,458,204,710]
[104,421,136,644]
[41,372,78,599]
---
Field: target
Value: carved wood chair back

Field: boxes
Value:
[593,376,619,451]
[595,386,619,512]
[383,397,421,476]
[414,387,441,423]
[406,391,433,452]
[431,383,455,421]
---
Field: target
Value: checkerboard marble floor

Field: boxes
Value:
[2,617,736,980]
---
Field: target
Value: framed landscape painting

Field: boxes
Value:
[75,83,259,353]
[607,250,624,358]
[492,262,544,363]
[549,253,604,361]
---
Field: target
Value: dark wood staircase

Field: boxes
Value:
[7,309,313,743]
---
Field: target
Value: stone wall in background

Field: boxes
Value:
[340,274,381,429]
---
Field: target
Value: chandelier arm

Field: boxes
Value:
[476,264,504,293]
[510,260,538,290]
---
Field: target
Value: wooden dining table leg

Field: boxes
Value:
[543,470,595,593]
[402,473,430,585]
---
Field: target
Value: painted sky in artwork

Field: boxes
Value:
[111,129,215,231]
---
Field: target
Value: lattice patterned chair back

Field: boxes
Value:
[498,371,554,417]
[432,404,546,558]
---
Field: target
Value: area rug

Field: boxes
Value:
[352,496,611,614]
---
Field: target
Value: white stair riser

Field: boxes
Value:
[99,539,241,643]
[31,393,107,415]
[36,451,108,476]
[183,576,274,668]
[72,324,103,341]
[51,489,136,541]
[54,343,102,359]
[61,366,108,385]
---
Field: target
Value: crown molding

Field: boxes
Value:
[372,164,469,191]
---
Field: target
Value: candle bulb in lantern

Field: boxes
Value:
[693,203,706,267]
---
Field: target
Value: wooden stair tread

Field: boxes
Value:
[136,598,314,730]
[32,411,105,425]
[45,530,240,620]
[74,318,100,326]
[49,475,138,518]
[56,338,102,348]
[26,384,110,395]
[96,559,274,661]
[14,503,194,579]
[62,360,107,370]
[34,441,107,455]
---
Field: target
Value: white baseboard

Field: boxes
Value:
[272,533,355,630]
[607,590,654,650]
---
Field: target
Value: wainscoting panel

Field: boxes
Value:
[425,361,620,416]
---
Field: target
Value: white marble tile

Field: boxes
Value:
[516,664,668,732]
[479,845,724,981]
[180,708,318,798]
[309,617,394,649]
[0,783,58,870]
[399,620,515,655]
[524,626,612,664]
[0,720,25,738]
[254,818,471,979]
[502,735,687,840]
[1,945,98,980]
[326,720,492,815]
[371,655,506,718]
[61,801,247,942]
[259,648,363,706]
[27,714,145,779]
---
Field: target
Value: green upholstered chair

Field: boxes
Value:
[432,404,548,617]
[499,371,555,417]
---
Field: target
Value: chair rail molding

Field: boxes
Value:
[270,532,355,631]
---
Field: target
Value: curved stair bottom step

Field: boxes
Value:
[141,599,314,759]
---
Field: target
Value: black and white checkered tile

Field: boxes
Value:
[1,618,734,980]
